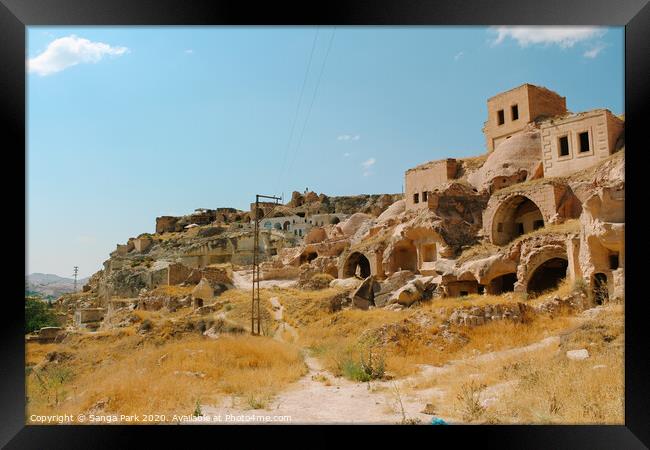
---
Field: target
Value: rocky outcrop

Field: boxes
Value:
[467,129,544,193]
[192,278,214,301]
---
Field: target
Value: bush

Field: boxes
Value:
[572,278,589,296]
[25,297,58,333]
[308,273,334,290]
[339,335,385,382]
[455,380,487,422]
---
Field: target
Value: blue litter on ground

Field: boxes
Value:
[431,417,448,425]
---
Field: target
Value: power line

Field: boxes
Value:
[274,28,320,196]
[284,27,337,194]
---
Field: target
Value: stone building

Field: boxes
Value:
[259,213,348,237]
[404,159,459,211]
[482,83,567,152]
[394,83,624,300]
[540,109,624,178]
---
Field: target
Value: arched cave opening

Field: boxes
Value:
[343,252,371,278]
[492,196,544,245]
[527,257,568,296]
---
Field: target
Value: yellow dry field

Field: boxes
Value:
[26,324,306,423]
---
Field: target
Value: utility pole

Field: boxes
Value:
[73,266,79,293]
[251,194,282,335]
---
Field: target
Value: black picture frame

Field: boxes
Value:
[2,0,648,447]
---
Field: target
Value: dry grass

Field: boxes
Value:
[290,281,584,379]
[26,332,306,423]
[509,219,581,247]
[409,304,623,424]
[149,285,194,297]
[216,288,276,335]
[457,241,501,264]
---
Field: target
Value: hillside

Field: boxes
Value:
[26,273,89,300]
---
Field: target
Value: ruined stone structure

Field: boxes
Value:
[405,159,459,211]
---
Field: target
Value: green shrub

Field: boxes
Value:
[341,359,372,382]
[340,335,385,382]
[25,297,58,333]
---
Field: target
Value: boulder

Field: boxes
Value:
[388,280,423,307]
[566,349,590,361]
[351,276,380,310]
[330,277,362,290]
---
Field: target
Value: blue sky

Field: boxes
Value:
[26,26,624,278]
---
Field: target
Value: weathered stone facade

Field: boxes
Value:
[404,159,459,211]
[483,83,567,152]
[540,109,624,178]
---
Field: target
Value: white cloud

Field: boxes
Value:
[361,157,376,176]
[491,26,606,49]
[454,51,464,61]
[28,35,129,76]
[337,134,360,141]
[584,44,606,59]
[361,157,376,168]
[343,152,351,157]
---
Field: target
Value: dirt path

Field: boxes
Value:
[198,303,596,424]
[269,297,298,342]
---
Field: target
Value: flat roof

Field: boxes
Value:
[487,83,564,102]
[537,108,620,126]
[405,157,457,173]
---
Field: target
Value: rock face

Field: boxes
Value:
[338,213,374,237]
[467,130,543,193]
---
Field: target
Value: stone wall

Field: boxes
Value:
[541,109,624,178]
[482,182,580,245]
[74,308,106,327]
[483,84,567,152]
[167,262,194,285]
[404,159,459,211]
[133,236,152,252]
[156,216,180,234]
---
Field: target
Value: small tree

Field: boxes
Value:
[25,297,58,333]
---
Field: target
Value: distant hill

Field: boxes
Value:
[26,273,90,300]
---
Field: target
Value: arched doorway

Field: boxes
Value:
[489,272,517,294]
[592,273,609,305]
[283,221,290,231]
[527,258,568,295]
[492,196,544,245]
[343,252,371,278]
